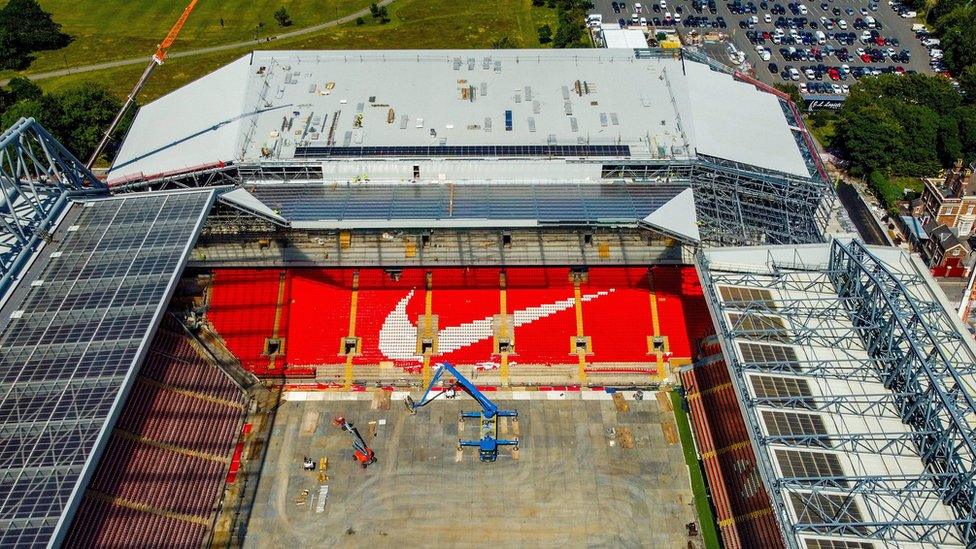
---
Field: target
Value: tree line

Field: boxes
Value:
[491,0,592,48]
[0,77,125,164]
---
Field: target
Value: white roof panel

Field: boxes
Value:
[683,61,810,176]
[108,55,252,182]
[602,29,649,49]
[110,49,813,180]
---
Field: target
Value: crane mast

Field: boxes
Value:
[86,0,198,169]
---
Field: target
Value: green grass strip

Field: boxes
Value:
[672,389,721,549]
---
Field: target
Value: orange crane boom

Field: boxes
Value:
[154,0,198,62]
[87,0,198,169]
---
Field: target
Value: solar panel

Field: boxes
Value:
[805,539,875,549]
[294,145,631,158]
[789,493,867,534]
[775,449,848,487]
[0,189,214,548]
[727,312,790,342]
[738,342,799,365]
[761,410,830,445]
[249,181,684,225]
[718,285,777,309]
[750,375,814,408]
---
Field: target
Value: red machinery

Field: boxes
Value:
[332,416,377,468]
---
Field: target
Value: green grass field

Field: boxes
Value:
[671,390,721,549]
[875,175,924,210]
[10,0,374,76]
[35,0,558,103]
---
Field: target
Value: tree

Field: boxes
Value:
[273,7,293,27]
[773,82,803,106]
[890,103,941,175]
[368,3,389,23]
[958,107,976,164]
[959,65,976,104]
[0,76,41,112]
[0,0,71,51]
[867,170,889,199]
[933,5,976,75]
[491,36,518,48]
[532,0,545,5]
[927,0,965,24]
[0,31,27,70]
[938,115,963,166]
[0,0,71,70]
[537,25,553,44]
[551,0,587,48]
[835,103,905,176]
[0,97,45,130]
[356,16,366,25]
[6,76,41,101]
[45,85,123,161]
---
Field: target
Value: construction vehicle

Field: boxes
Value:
[405,362,519,462]
[86,0,198,168]
[332,416,377,468]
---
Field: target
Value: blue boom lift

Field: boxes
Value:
[405,362,519,462]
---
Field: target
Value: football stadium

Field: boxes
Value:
[1,48,974,549]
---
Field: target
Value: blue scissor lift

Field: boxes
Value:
[405,362,519,462]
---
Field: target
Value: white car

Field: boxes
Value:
[764,13,772,22]
[901,10,917,17]
[789,67,801,80]
[799,83,808,93]
[856,47,865,56]
[635,2,643,12]
[842,84,850,94]
[837,19,847,29]
[805,68,815,79]
[799,4,808,14]
[761,48,772,61]
[832,83,843,94]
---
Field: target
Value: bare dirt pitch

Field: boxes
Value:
[243,392,699,548]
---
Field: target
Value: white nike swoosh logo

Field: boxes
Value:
[377,288,614,361]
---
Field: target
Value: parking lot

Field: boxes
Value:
[591,0,937,95]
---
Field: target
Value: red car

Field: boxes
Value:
[874,36,885,46]
[860,53,872,62]
[828,68,840,80]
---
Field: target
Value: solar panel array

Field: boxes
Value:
[250,181,686,225]
[293,144,631,158]
[0,189,214,548]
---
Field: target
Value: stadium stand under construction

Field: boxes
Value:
[0,47,973,548]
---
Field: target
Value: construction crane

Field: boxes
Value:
[332,416,377,469]
[86,0,199,168]
[405,362,519,462]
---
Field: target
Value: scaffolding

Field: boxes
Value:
[110,152,834,247]
[696,239,976,548]
[0,117,105,297]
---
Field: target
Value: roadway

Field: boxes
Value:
[836,179,889,245]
